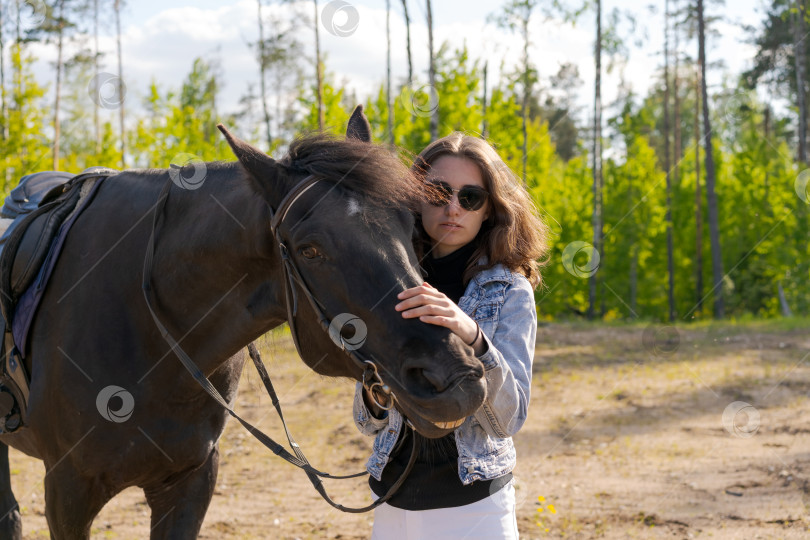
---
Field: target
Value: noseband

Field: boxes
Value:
[141,171,416,513]
[270,174,395,411]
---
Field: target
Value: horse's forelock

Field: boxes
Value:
[281,134,422,211]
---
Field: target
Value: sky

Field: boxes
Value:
[22,0,770,133]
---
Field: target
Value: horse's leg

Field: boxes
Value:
[43,462,112,540]
[0,443,22,539]
[144,446,219,539]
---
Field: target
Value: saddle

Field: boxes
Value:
[0,167,117,432]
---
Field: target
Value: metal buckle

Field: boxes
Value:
[369,382,394,410]
[362,361,394,411]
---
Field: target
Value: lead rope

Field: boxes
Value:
[246,342,418,513]
[142,175,416,512]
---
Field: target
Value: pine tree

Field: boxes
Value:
[697,0,725,318]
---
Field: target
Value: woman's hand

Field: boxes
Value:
[395,283,485,354]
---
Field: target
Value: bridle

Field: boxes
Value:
[141,172,417,513]
[270,174,396,412]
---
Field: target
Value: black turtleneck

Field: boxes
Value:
[421,240,478,303]
[369,240,511,510]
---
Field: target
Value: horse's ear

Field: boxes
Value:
[346,105,371,143]
[218,123,277,172]
[218,124,284,201]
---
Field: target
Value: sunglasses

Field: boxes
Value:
[426,181,489,211]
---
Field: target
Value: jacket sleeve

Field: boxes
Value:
[353,381,390,436]
[472,277,536,439]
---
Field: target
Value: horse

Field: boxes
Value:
[0,107,486,539]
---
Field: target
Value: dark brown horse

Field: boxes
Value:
[0,109,486,538]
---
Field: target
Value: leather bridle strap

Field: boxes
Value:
[141,173,417,513]
[246,342,418,513]
[270,175,396,411]
[269,174,321,232]
[141,179,337,476]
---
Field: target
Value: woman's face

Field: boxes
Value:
[420,155,490,258]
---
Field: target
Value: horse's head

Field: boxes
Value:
[218,107,486,438]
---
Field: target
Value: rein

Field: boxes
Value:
[141,173,417,513]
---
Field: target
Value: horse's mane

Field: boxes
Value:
[281,134,422,211]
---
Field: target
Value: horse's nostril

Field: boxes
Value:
[404,366,449,394]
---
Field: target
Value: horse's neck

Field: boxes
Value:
[149,170,287,373]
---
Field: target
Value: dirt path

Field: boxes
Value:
[8,322,810,538]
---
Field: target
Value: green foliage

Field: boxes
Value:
[0,15,806,322]
[298,71,351,136]
[365,46,483,155]
[602,134,669,319]
[0,44,49,190]
[714,107,805,317]
[130,58,233,168]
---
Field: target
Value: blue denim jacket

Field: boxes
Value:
[353,262,537,485]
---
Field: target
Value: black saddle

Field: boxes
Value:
[0,171,75,220]
[0,167,117,432]
[0,168,116,316]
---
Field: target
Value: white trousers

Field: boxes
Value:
[370,481,519,540]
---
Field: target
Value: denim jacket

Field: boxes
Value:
[353,262,537,486]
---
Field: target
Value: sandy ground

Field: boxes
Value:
[6,321,810,539]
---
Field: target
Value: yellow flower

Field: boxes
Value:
[548,504,557,514]
[538,496,545,502]
[536,507,544,513]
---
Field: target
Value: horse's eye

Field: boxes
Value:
[299,246,321,260]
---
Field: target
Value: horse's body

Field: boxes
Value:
[0,111,487,538]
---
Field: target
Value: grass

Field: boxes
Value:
[544,315,810,332]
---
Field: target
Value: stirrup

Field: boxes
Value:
[0,383,21,433]
[0,344,28,433]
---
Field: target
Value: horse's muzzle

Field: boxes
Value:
[386,334,487,436]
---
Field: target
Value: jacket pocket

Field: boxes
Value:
[472,301,501,322]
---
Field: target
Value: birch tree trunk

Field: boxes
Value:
[386,0,393,145]
[13,0,24,166]
[664,0,676,321]
[778,282,793,317]
[794,0,807,162]
[520,15,529,183]
[694,69,704,315]
[401,0,412,85]
[93,0,100,154]
[588,0,602,319]
[427,0,438,141]
[14,0,20,43]
[673,0,681,185]
[256,0,272,149]
[53,0,65,170]
[482,61,488,138]
[114,0,126,167]
[314,0,324,131]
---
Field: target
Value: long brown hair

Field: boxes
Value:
[412,133,551,290]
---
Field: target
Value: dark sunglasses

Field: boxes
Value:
[426,181,489,211]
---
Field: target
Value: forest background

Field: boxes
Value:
[0,0,808,323]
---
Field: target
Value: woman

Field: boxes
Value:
[353,133,550,539]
